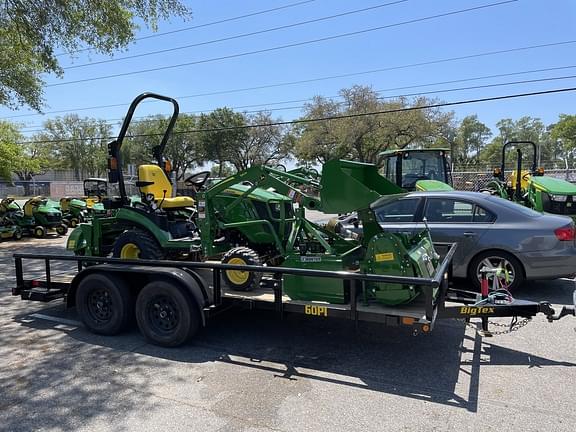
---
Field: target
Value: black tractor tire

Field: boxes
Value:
[33,226,46,238]
[221,247,262,291]
[112,229,165,260]
[468,250,525,292]
[135,280,200,347]
[13,228,22,240]
[76,273,133,335]
[56,224,68,236]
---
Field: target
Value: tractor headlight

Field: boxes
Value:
[550,194,568,202]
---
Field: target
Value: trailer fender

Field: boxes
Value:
[67,265,209,326]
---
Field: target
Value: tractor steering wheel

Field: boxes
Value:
[184,171,211,190]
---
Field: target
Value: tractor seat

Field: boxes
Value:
[138,165,195,209]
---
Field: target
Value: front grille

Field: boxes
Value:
[543,195,576,215]
[45,214,61,223]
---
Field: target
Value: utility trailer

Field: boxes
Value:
[12,246,575,347]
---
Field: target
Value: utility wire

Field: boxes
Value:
[20,87,576,145]
[46,1,517,87]
[64,1,409,70]
[17,67,576,131]
[56,0,318,57]
[10,41,574,121]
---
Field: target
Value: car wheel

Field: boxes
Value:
[469,251,524,291]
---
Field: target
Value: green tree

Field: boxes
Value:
[39,115,112,180]
[228,112,293,171]
[197,108,248,176]
[123,114,205,180]
[0,120,22,181]
[452,115,492,167]
[550,114,576,168]
[294,85,453,164]
[0,1,190,110]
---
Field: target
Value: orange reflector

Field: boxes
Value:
[164,160,172,173]
[402,317,415,325]
[422,324,430,332]
[108,157,118,170]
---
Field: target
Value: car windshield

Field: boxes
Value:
[485,194,542,217]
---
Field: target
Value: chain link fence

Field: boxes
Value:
[452,168,576,191]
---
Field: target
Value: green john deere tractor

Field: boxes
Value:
[379,148,454,191]
[67,92,444,306]
[482,141,576,218]
[0,196,67,238]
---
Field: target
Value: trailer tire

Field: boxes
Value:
[76,273,132,335]
[221,247,262,291]
[112,229,164,260]
[135,280,200,347]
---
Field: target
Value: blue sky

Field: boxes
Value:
[3,0,576,138]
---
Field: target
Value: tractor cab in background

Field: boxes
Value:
[379,149,453,191]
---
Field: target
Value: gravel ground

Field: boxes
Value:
[0,235,575,432]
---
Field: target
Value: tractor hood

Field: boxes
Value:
[531,176,576,195]
[225,184,292,202]
[415,179,454,191]
[70,198,87,209]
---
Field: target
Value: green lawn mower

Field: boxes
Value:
[0,215,22,241]
[59,197,89,227]
[0,196,68,238]
[67,92,443,307]
[482,141,576,218]
[379,148,454,191]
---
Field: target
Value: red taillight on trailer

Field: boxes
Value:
[554,225,576,241]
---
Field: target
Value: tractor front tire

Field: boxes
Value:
[56,224,68,236]
[222,247,262,291]
[112,229,165,260]
[69,217,79,228]
[33,226,46,238]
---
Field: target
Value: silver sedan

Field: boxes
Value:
[334,191,576,291]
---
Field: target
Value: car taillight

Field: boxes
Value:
[554,224,575,241]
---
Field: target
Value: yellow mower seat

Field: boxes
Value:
[138,165,195,209]
[24,196,43,217]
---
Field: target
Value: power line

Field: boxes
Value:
[46,1,517,87]
[11,41,574,122]
[16,69,576,131]
[20,87,576,144]
[56,0,318,57]
[64,1,409,70]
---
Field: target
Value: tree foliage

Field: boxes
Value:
[37,115,112,180]
[452,115,492,167]
[0,120,22,181]
[550,114,576,168]
[294,85,453,164]
[0,1,190,110]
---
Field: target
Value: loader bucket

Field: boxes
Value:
[320,160,405,213]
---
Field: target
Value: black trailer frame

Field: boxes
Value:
[12,244,574,340]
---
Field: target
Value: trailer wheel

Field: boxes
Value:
[56,224,68,236]
[76,274,132,335]
[221,247,262,291]
[112,229,164,260]
[135,280,200,347]
[33,226,46,238]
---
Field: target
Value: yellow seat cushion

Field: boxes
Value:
[159,196,195,209]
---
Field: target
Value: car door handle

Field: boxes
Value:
[463,232,477,237]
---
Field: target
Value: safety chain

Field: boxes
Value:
[457,317,532,335]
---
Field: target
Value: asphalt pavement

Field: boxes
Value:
[0,235,575,431]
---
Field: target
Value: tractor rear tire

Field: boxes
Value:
[76,273,133,335]
[56,224,68,236]
[112,229,165,260]
[33,226,46,238]
[222,247,262,291]
[135,280,200,347]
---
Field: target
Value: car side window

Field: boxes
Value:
[374,198,420,223]
[424,198,473,223]
[473,205,496,222]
